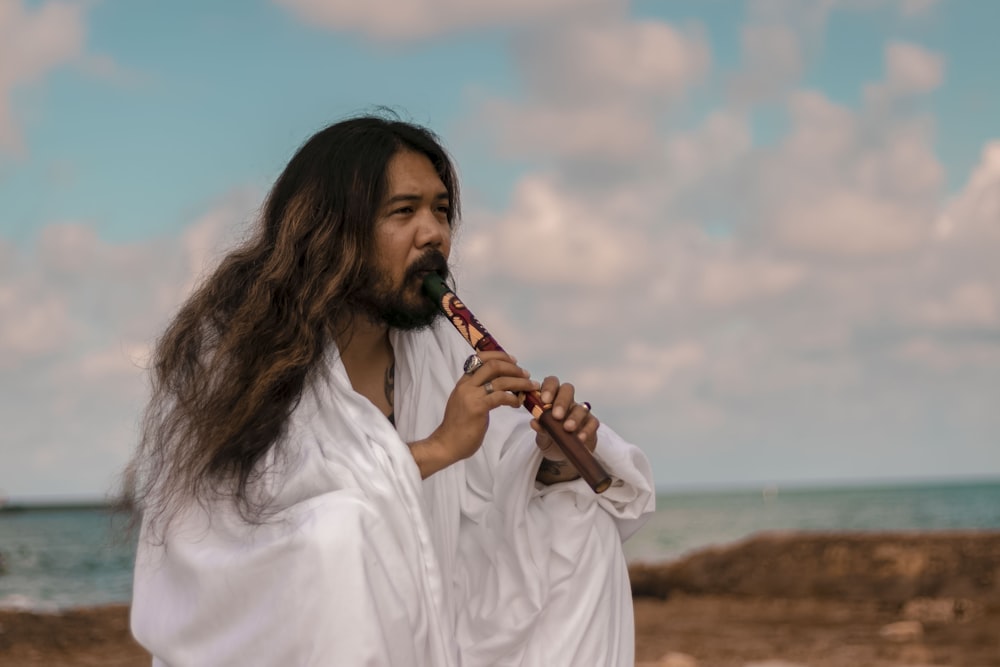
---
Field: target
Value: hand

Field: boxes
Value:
[410,351,539,479]
[530,376,600,484]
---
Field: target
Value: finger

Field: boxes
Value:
[470,374,537,404]
[550,382,575,420]
[466,358,532,384]
[575,415,601,448]
[480,376,538,397]
[562,402,592,432]
[538,376,560,405]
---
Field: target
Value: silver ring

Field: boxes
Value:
[463,354,484,375]
[581,401,592,411]
[484,381,495,395]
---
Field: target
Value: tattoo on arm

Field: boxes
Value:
[536,458,581,485]
[539,458,568,476]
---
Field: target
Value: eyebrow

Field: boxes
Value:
[384,192,450,206]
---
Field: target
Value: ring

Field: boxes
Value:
[463,354,484,375]
[484,381,495,395]
[581,401,592,411]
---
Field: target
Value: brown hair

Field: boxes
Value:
[121,113,460,536]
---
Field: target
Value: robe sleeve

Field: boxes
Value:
[131,491,428,667]
[470,404,656,541]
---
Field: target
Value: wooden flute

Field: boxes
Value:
[422,273,612,494]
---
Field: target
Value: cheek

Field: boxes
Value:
[441,231,453,259]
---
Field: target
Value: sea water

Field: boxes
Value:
[623,479,1000,563]
[0,508,135,610]
[2,480,999,609]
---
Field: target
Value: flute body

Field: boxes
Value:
[422,274,612,494]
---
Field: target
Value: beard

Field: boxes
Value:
[350,249,450,331]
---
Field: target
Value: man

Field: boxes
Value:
[127,115,655,666]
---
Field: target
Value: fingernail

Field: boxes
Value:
[553,406,564,418]
[564,419,576,430]
[578,432,587,442]
[541,392,552,403]
[531,381,541,390]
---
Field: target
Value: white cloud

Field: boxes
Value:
[884,41,944,94]
[0,192,256,496]
[914,283,999,328]
[477,100,658,162]
[274,0,621,40]
[513,20,711,104]
[576,340,706,401]
[730,21,805,102]
[730,1,943,104]
[462,176,652,287]
[471,16,711,164]
[865,41,945,107]
[752,88,944,257]
[773,189,924,256]
[0,285,74,366]
[0,0,86,153]
[449,4,998,486]
[936,141,1000,241]
[896,0,941,18]
[893,336,1000,372]
[696,256,805,306]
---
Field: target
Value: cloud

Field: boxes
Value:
[884,41,945,94]
[0,0,87,154]
[274,0,622,41]
[864,41,945,109]
[730,0,944,104]
[772,189,923,256]
[0,192,257,496]
[935,141,1000,242]
[477,100,659,162]
[461,175,653,288]
[512,20,711,105]
[472,17,711,165]
[451,9,998,484]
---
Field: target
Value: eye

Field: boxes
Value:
[392,206,415,216]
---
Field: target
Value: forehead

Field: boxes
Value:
[384,150,447,196]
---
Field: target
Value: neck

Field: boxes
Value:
[337,315,391,368]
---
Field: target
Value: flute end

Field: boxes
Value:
[593,477,612,494]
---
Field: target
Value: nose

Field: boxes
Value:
[414,207,448,249]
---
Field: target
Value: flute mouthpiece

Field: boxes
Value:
[422,272,451,303]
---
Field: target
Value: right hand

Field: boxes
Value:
[412,351,539,478]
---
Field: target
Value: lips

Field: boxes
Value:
[405,251,449,285]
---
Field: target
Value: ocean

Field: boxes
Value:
[2,480,999,610]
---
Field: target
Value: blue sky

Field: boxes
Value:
[2,0,998,499]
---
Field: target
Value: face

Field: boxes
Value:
[352,149,453,330]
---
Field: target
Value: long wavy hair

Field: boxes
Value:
[122,114,460,535]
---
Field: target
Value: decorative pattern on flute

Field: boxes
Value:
[422,273,612,493]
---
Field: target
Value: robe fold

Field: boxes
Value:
[132,321,655,666]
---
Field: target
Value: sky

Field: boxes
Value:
[1,0,998,500]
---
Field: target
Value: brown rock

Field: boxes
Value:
[630,531,1000,604]
[658,651,699,667]
[879,620,924,642]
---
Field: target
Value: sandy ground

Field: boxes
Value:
[1,531,997,667]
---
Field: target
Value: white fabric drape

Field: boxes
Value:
[132,321,655,666]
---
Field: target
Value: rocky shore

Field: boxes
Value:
[1,531,997,667]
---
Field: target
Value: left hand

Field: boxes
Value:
[529,376,600,470]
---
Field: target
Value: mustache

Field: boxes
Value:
[404,250,450,285]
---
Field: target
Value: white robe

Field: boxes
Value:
[131,321,655,666]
